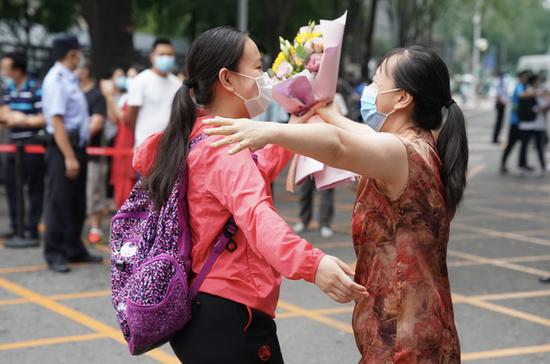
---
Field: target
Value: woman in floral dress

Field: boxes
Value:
[204,45,467,363]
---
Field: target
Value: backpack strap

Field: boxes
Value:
[189,218,238,298]
[176,132,211,258]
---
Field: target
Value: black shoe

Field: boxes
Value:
[520,165,535,172]
[4,236,40,248]
[67,253,104,264]
[499,166,508,175]
[48,261,71,273]
[539,276,550,284]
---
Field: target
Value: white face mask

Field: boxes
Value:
[232,72,273,118]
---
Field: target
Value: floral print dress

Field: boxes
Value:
[352,127,461,363]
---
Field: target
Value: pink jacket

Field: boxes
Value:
[133,113,325,317]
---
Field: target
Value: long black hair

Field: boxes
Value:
[146,27,248,210]
[379,46,468,216]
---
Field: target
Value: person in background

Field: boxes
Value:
[78,61,108,244]
[102,68,135,208]
[293,90,348,239]
[518,74,549,175]
[41,35,103,273]
[0,51,45,247]
[126,39,181,148]
[518,75,546,175]
[492,70,508,144]
[500,70,534,174]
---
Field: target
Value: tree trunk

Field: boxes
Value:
[263,0,294,56]
[362,0,378,77]
[81,0,134,79]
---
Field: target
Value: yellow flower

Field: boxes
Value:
[272,52,286,72]
[295,32,322,45]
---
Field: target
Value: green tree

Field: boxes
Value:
[0,0,80,49]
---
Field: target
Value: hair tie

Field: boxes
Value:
[183,79,197,89]
[445,99,456,108]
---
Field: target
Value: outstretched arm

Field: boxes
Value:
[203,117,407,184]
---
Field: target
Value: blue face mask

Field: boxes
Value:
[154,55,176,73]
[360,85,400,131]
[115,76,127,90]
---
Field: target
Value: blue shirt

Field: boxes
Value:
[1,77,43,136]
[510,83,526,125]
[42,62,89,146]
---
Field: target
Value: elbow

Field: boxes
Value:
[327,129,347,167]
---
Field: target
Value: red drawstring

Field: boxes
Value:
[243,306,253,332]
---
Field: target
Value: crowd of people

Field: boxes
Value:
[495,69,550,175]
[0,36,184,271]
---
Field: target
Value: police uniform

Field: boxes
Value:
[42,36,99,270]
[1,77,45,239]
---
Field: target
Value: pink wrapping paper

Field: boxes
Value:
[274,13,358,191]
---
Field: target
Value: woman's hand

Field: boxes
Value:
[314,101,341,124]
[203,117,277,155]
[315,255,368,303]
[289,101,328,124]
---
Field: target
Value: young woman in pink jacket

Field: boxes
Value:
[133,26,367,364]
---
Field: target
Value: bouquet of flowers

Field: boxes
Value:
[268,12,358,191]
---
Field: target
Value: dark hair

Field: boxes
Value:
[3,51,27,74]
[517,70,531,78]
[146,27,248,210]
[527,74,540,85]
[152,38,173,52]
[379,46,468,216]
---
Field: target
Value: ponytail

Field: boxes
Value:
[147,85,196,211]
[379,46,469,216]
[436,103,468,216]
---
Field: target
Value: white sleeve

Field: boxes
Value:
[126,75,143,107]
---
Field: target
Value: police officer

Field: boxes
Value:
[42,35,102,273]
[0,51,45,247]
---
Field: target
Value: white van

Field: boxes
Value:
[517,54,550,85]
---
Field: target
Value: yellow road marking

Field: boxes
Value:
[448,250,550,277]
[278,305,354,319]
[467,205,550,224]
[0,297,28,306]
[505,254,550,263]
[462,343,550,361]
[0,264,48,274]
[467,163,486,181]
[277,300,353,334]
[0,276,178,363]
[453,293,550,327]
[468,289,550,302]
[0,333,107,351]
[453,222,550,248]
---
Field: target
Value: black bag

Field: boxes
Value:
[517,97,537,122]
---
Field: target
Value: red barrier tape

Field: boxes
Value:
[0,144,134,156]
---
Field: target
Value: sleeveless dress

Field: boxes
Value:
[352,127,461,363]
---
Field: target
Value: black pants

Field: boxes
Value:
[44,144,88,264]
[492,102,506,143]
[519,130,546,169]
[299,176,334,228]
[170,293,284,364]
[501,124,521,168]
[5,137,45,235]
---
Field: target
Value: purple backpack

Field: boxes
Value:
[109,134,237,355]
